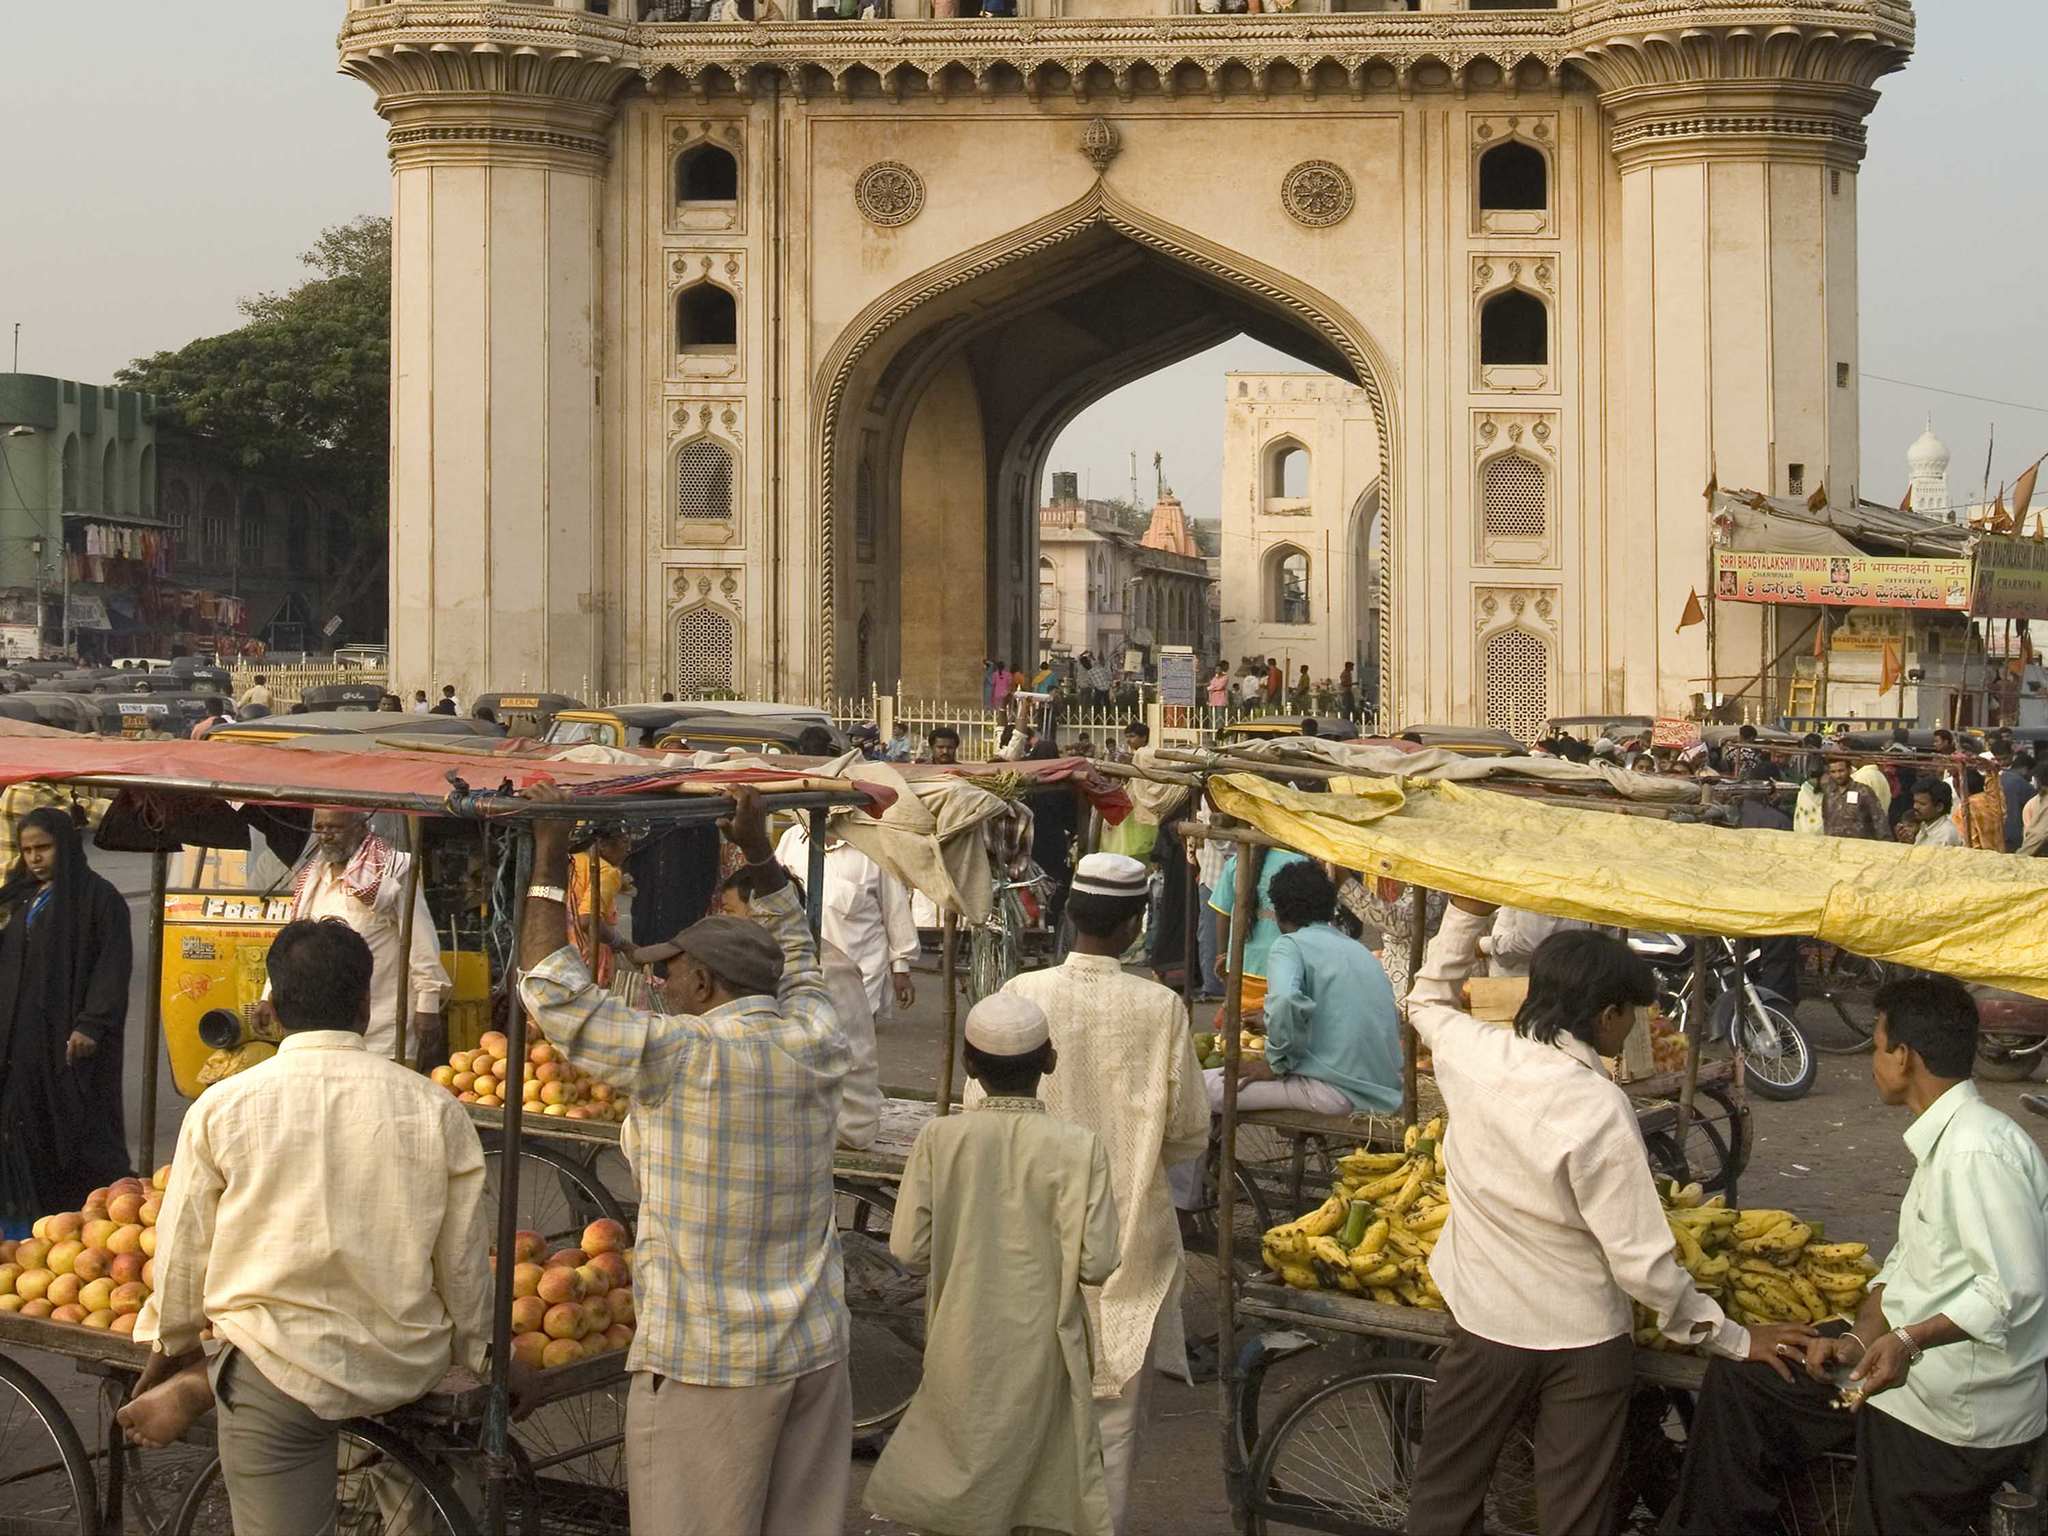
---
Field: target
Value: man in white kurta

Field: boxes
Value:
[974,853,1208,1533]
[866,995,1122,1536]
[772,822,917,1021]
[268,810,449,1065]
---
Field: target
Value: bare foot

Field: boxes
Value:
[117,1361,213,1449]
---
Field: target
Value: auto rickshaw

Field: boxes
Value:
[651,707,844,756]
[470,691,584,739]
[1390,722,1526,756]
[92,693,226,738]
[201,711,509,744]
[543,699,837,753]
[0,691,102,733]
[1215,716,1360,748]
[298,681,388,712]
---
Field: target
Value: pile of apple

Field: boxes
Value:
[432,1030,630,1123]
[504,1218,637,1370]
[0,1168,172,1333]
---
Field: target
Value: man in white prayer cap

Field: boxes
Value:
[864,993,1123,1536]
[969,852,1208,1533]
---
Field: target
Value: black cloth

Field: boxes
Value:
[1145,820,1190,981]
[624,824,720,946]
[1664,1331,2038,1536]
[429,698,457,717]
[0,867,133,1225]
[1027,782,1078,943]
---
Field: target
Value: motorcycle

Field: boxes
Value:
[1625,932,1818,1101]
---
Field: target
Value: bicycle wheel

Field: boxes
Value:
[1643,1083,1752,1196]
[1778,1450,1858,1536]
[968,889,1024,1004]
[481,1142,624,1251]
[1244,1358,1537,1536]
[512,1379,629,1531]
[1738,1003,1817,1101]
[170,1418,479,1536]
[834,1186,927,1450]
[100,1373,213,1536]
[0,1354,97,1536]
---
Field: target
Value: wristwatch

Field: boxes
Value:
[1891,1326,1924,1365]
[526,884,568,906]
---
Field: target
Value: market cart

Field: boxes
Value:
[0,736,882,1535]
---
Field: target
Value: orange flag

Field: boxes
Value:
[2016,458,2041,522]
[1813,613,1829,658]
[1899,483,1914,512]
[1806,482,1830,513]
[1879,639,1903,697]
[1675,590,1706,634]
[1993,489,2014,535]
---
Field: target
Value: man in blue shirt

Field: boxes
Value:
[1667,974,2048,1535]
[1205,861,1401,1116]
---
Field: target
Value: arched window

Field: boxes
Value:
[101,439,120,512]
[162,481,192,557]
[1484,627,1552,744]
[1265,545,1312,625]
[676,283,737,353]
[239,490,267,565]
[1039,557,1059,637]
[1480,289,1548,366]
[138,445,157,516]
[1481,452,1549,542]
[1478,140,1547,211]
[59,435,79,512]
[676,143,738,204]
[675,438,735,532]
[1264,438,1310,502]
[673,603,737,695]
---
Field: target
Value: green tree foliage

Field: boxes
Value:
[118,216,390,615]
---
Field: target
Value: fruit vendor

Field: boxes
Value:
[518,782,851,1536]
[1402,896,1814,1536]
[1665,975,2048,1536]
[1207,843,1310,1015]
[1204,860,1401,1117]
[981,850,1208,1535]
[259,807,449,1068]
[120,918,493,1536]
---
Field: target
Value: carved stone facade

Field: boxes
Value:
[342,0,1914,721]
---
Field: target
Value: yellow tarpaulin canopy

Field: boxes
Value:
[1209,772,2048,1000]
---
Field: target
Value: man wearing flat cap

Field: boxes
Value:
[517,783,851,1536]
[974,851,1208,1534]
[866,992,1123,1536]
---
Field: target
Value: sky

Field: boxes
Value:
[3,4,2043,524]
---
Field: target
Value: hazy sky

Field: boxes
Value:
[4,4,2043,525]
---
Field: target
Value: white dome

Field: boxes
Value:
[1908,424,1950,474]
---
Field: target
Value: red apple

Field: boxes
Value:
[82,1309,115,1331]
[601,1323,634,1353]
[535,1268,579,1306]
[607,1290,636,1328]
[71,1248,110,1283]
[111,1313,138,1335]
[587,1252,629,1291]
[512,1231,546,1264]
[577,1298,610,1338]
[141,1258,155,1290]
[151,1165,173,1192]
[45,1274,81,1308]
[76,1278,114,1314]
[81,1219,119,1251]
[138,1198,161,1228]
[512,1263,544,1300]
[139,1228,157,1258]
[541,1302,584,1341]
[44,1213,83,1244]
[108,1283,147,1317]
[106,1193,144,1225]
[12,1241,47,1273]
[509,1330,548,1369]
[44,1242,82,1277]
[106,1226,143,1257]
[510,1296,547,1334]
[14,1269,53,1303]
[0,1296,22,1314]
[49,1304,86,1325]
[0,1264,19,1297]
[572,1265,610,1300]
[540,1337,582,1369]
[109,1177,145,1199]
[109,1253,145,1287]
[544,1248,586,1269]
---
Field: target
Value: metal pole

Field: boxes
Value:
[138,849,168,1171]
[392,815,424,1067]
[1216,845,1256,1498]
[484,832,534,1536]
[1403,883,1427,1131]
[938,913,959,1115]
[1182,822,1200,1017]
[805,807,827,939]
[1676,938,1709,1181]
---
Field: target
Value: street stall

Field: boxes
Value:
[0,734,885,1536]
[1186,752,2048,1535]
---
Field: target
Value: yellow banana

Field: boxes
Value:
[1354,1165,1416,1201]
[1732,1209,1796,1241]
[1803,1241,1869,1265]
[1369,1286,1400,1305]
[1350,1260,1401,1286]
[1667,1220,1708,1270]
[1278,1263,1318,1290]
[1338,1150,1409,1175]
[1803,1267,1875,1293]
[1298,1195,1350,1238]
[1737,1222,1811,1258]
[1353,1218,1391,1257]
[1666,1181,1706,1209]
[1386,1226,1430,1259]
[1403,1205,1450,1234]
[1404,1122,1421,1153]
[1787,1272,1830,1320]
[1310,1236,1351,1269]
[1387,1163,1428,1216]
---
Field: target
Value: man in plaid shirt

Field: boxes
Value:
[518,784,851,1536]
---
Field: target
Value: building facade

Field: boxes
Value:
[340,0,1915,724]
[1039,479,1213,669]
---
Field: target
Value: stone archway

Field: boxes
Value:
[814,182,1401,705]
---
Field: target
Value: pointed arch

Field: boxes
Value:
[814,180,1401,699]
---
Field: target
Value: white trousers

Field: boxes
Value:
[1096,1313,1165,1535]
[1203,1067,1353,1116]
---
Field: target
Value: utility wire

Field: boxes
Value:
[1862,372,2048,417]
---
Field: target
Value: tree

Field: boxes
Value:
[118,215,391,627]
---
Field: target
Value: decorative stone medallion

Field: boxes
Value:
[1281,159,1354,228]
[1080,117,1121,175]
[854,161,924,227]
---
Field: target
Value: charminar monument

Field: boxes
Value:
[339,0,1915,724]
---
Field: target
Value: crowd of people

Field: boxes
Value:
[1,693,2041,1535]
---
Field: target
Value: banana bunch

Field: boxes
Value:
[1634,1182,1880,1346]
[1262,1118,1450,1308]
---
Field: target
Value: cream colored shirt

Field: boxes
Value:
[973,954,1209,1396]
[135,1031,493,1420]
[1409,908,1749,1359]
[274,854,449,1063]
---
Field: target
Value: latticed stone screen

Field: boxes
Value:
[1483,626,1550,744]
[1483,454,1547,541]
[676,440,734,531]
[673,604,736,694]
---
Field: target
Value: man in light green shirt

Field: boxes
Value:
[1667,974,2048,1536]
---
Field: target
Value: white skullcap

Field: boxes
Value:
[964,993,1050,1056]
[1071,852,1149,898]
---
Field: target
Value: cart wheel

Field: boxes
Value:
[1644,1083,1752,1196]
[0,1353,98,1536]
[1778,1450,1858,1536]
[833,1184,927,1452]
[968,889,1026,1004]
[1243,1358,1537,1536]
[510,1377,630,1531]
[169,1419,479,1536]
[99,1375,213,1536]
[585,1144,641,1227]
[481,1141,623,1251]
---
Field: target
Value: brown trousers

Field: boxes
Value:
[1407,1324,1636,1536]
[624,1360,850,1536]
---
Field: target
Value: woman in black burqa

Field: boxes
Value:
[0,806,132,1233]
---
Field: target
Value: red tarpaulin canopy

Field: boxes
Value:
[0,737,893,818]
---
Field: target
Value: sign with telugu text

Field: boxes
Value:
[1970,536,2048,621]
[1713,550,1970,611]
[1651,717,1701,749]
[1156,646,1199,708]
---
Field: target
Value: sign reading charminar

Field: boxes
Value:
[339,0,1916,727]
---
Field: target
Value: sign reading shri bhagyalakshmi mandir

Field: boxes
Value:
[1712,551,1971,611]
[1969,535,2048,621]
